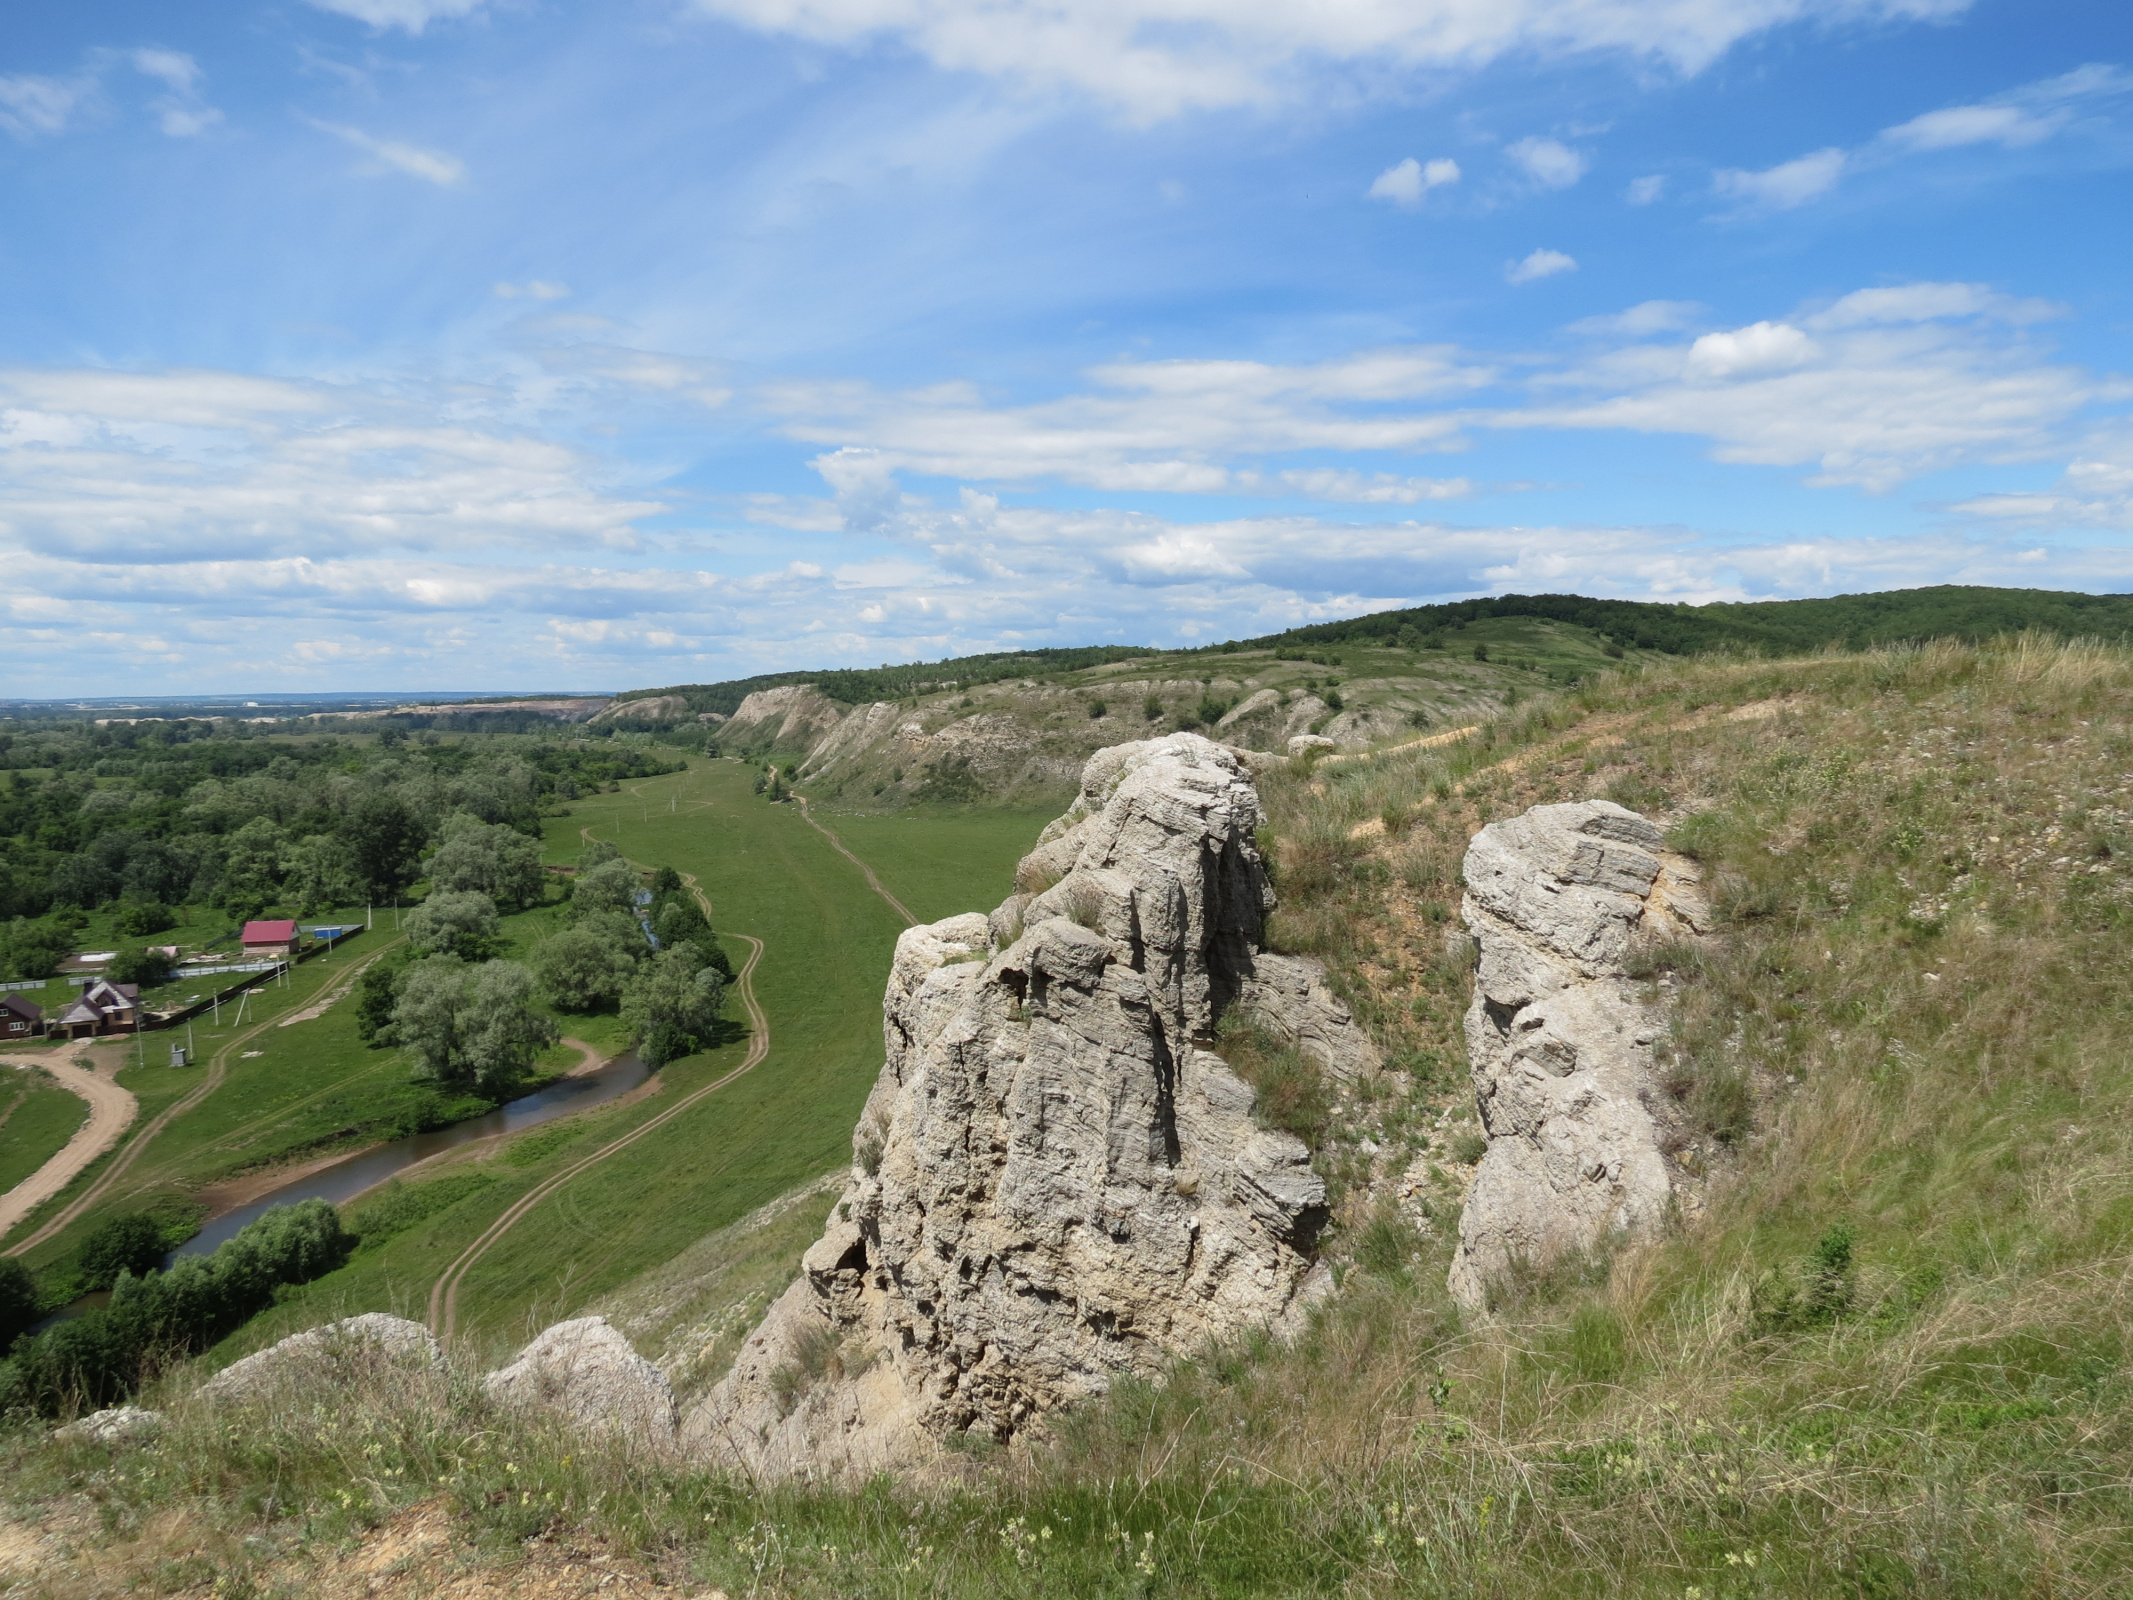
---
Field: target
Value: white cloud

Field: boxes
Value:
[130,50,201,93]
[1506,248,1577,284]
[1367,156,1459,205]
[1952,434,2133,531]
[1507,135,1587,188]
[1712,146,1846,209]
[0,73,90,139]
[495,280,572,300]
[1270,469,1473,503]
[1880,63,2133,152]
[1625,174,1665,204]
[682,0,1971,120]
[1568,300,1704,337]
[305,0,489,33]
[1373,155,1458,204]
[309,119,468,185]
[1685,321,1817,378]
[1505,286,2098,490]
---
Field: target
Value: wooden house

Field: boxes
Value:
[0,994,41,1040]
[240,919,301,960]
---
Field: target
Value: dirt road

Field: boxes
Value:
[792,796,920,927]
[3,947,393,1258]
[0,1055,139,1246]
[429,860,771,1344]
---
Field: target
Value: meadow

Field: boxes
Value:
[0,1073,89,1200]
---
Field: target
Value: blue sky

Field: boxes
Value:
[2,0,2130,694]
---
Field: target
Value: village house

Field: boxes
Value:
[240,919,301,960]
[54,979,139,1039]
[0,994,41,1040]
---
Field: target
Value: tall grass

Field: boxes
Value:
[9,638,2133,1596]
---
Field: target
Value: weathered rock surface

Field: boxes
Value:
[684,734,1366,1479]
[484,1316,677,1446]
[1448,801,1710,1310]
[1286,734,1337,756]
[57,1406,164,1446]
[200,1313,446,1403]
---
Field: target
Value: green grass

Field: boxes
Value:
[0,1071,90,1196]
[211,756,1028,1363]
[816,803,1056,922]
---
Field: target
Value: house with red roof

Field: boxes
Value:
[240,919,301,959]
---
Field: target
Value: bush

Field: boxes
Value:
[1088,699,1108,719]
[5,1200,353,1415]
[1144,695,1163,722]
[353,948,414,1044]
[115,901,175,937]
[78,1213,168,1290]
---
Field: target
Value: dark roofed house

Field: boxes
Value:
[1,995,41,1039]
[55,980,139,1039]
[240,920,301,960]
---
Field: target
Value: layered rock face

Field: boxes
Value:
[1448,801,1709,1310]
[685,733,1371,1479]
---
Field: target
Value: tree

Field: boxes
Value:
[284,833,359,914]
[217,816,287,915]
[115,900,175,937]
[346,792,426,902]
[571,856,642,921]
[107,945,176,987]
[405,889,500,959]
[426,813,544,910]
[49,852,118,909]
[388,955,557,1095]
[531,916,642,1011]
[579,837,621,871]
[620,944,727,1068]
[353,948,413,1044]
[653,896,732,979]
[0,1258,38,1356]
[79,1213,167,1290]
[460,961,558,1094]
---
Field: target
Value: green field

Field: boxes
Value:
[0,1072,90,1197]
[214,757,1041,1362]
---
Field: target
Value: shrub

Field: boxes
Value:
[106,944,176,988]
[0,1258,38,1356]
[115,901,175,937]
[1144,695,1163,722]
[78,1213,168,1290]
[1087,699,1107,719]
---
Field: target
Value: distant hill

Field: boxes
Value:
[614,585,2133,713]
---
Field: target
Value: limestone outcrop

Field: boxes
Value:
[484,1316,677,1447]
[1447,801,1711,1309]
[200,1314,446,1403]
[57,1406,164,1446]
[684,733,1369,1479]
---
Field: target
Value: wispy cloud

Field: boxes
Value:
[308,117,468,184]
[305,0,489,34]
[681,0,1973,120]
[0,73,93,140]
[1713,146,1845,209]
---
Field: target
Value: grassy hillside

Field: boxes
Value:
[10,640,2133,1598]
[0,1074,89,1198]
[616,584,2133,718]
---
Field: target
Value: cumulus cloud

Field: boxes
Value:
[305,0,489,32]
[1367,155,1460,205]
[1507,135,1587,187]
[682,0,1971,119]
[1506,248,1578,283]
[308,118,467,185]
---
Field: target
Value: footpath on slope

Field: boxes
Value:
[428,853,771,1345]
[790,796,920,928]
[0,1055,138,1246]
[3,947,394,1258]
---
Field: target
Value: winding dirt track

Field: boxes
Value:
[792,796,920,928]
[427,861,769,1345]
[2,951,387,1257]
[0,1057,138,1246]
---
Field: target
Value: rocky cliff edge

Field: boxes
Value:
[682,733,1376,1479]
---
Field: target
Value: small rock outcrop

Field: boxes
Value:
[1448,801,1710,1310]
[57,1406,164,1446]
[484,1316,677,1446]
[200,1313,446,1403]
[685,734,1370,1479]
